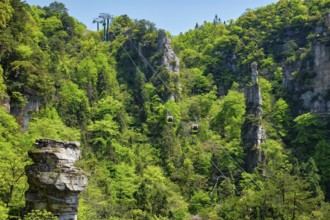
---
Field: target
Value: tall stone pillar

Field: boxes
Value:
[25,139,87,220]
[242,62,266,173]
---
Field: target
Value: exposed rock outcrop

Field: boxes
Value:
[25,139,87,220]
[11,96,40,131]
[309,42,330,113]
[283,14,330,115]
[0,94,10,113]
[242,62,266,173]
[157,29,182,101]
[157,29,180,73]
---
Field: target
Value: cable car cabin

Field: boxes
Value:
[191,124,199,134]
[167,116,174,123]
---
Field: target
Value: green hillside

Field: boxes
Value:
[0,0,330,219]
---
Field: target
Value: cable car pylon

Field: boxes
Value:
[93,13,113,41]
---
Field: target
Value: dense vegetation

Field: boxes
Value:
[0,0,330,219]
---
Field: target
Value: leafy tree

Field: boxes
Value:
[24,209,58,220]
[0,66,6,94]
[300,158,324,199]
[111,163,139,216]
[45,1,68,16]
[57,81,90,128]
[87,114,119,157]
[188,190,210,214]
[0,0,13,29]
[211,88,245,140]
[273,98,292,137]
[218,163,325,219]
[95,55,120,98]
[78,163,111,220]
[42,16,63,36]
[0,108,32,216]
[28,106,80,141]
[136,165,188,218]
[0,202,8,220]
[75,56,98,102]
[293,113,327,158]
[314,140,330,200]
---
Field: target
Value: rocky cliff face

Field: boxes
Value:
[309,41,330,113]
[283,15,330,115]
[157,29,182,101]
[242,63,266,173]
[25,139,87,220]
[157,30,180,73]
[10,96,40,131]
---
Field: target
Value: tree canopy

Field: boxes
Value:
[0,0,330,219]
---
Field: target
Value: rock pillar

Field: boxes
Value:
[25,139,87,220]
[242,62,266,173]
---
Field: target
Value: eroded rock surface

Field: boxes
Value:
[25,139,87,220]
[157,29,180,73]
[11,96,40,131]
[283,15,330,115]
[242,63,266,173]
[0,94,10,113]
[157,29,182,101]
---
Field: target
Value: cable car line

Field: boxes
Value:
[114,25,184,124]
[122,28,176,98]
[221,147,262,190]
[119,37,176,124]
[112,23,262,191]
[210,160,242,197]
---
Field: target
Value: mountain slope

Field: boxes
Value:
[0,0,330,219]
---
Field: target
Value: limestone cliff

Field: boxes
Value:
[283,14,330,115]
[10,96,40,131]
[242,63,266,173]
[25,139,87,220]
[157,29,182,101]
[157,29,180,73]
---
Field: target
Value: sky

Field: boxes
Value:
[25,0,277,35]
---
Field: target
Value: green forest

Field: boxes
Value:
[1,0,330,219]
